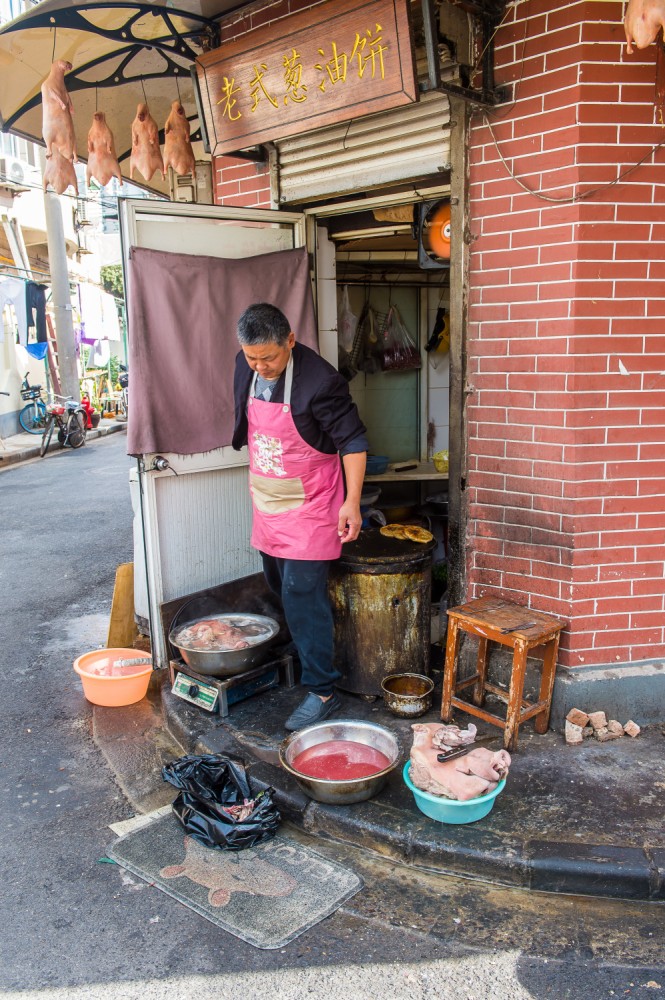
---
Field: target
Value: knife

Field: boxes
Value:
[499,621,538,634]
[436,735,499,763]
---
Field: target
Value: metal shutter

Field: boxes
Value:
[276,91,451,205]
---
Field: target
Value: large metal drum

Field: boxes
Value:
[329,528,436,697]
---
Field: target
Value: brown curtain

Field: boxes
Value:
[126,244,318,456]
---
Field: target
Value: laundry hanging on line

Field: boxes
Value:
[78,283,121,342]
[25,342,49,361]
[0,275,28,344]
[25,282,48,343]
[92,339,111,366]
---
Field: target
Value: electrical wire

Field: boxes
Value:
[485,116,665,202]
[470,0,519,79]
[0,255,121,293]
[0,258,51,279]
[481,0,530,121]
[483,0,665,203]
[0,169,120,204]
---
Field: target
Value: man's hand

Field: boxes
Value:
[339,451,366,544]
[338,500,362,543]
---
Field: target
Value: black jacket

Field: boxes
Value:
[232,342,367,455]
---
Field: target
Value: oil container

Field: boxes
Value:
[328,527,436,697]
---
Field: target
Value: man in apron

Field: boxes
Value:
[233,303,368,731]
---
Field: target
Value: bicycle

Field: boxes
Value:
[39,396,87,457]
[18,372,47,434]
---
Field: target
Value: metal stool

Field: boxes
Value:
[441,596,566,750]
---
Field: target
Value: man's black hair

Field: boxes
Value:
[237,303,292,346]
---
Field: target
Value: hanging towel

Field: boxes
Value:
[0,276,28,344]
[25,282,48,343]
[79,284,105,340]
[101,290,121,340]
[25,342,49,361]
[127,244,318,456]
[92,339,111,366]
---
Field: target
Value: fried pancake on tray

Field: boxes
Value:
[380,523,411,540]
[379,524,433,543]
[403,525,433,543]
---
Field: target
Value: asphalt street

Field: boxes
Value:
[0,432,663,999]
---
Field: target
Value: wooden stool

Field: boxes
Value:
[441,596,566,750]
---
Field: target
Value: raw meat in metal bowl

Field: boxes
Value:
[173,616,274,653]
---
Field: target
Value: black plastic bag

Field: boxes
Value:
[162,753,281,851]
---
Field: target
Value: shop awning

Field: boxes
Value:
[0,0,507,196]
[0,0,243,195]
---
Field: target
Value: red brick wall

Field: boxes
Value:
[467,1,665,667]
[212,0,327,206]
[214,154,271,207]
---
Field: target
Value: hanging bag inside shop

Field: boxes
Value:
[337,285,362,381]
[337,285,359,352]
[380,305,421,372]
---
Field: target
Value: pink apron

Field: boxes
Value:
[247,356,344,561]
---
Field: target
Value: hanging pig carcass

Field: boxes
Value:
[624,0,665,51]
[43,148,78,195]
[86,111,123,188]
[130,103,164,183]
[163,100,196,177]
[41,59,77,163]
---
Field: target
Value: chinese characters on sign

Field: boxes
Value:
[196,0,417,157]
[222,25,387,119]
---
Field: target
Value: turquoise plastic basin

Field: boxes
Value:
[403,761,506,824]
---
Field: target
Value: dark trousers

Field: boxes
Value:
[260,553,340,696]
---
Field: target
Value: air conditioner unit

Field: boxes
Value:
[0,156,26,185]
[168,160,213,205]
[0,155,40,188]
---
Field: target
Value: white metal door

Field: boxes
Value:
[119,200,307,668]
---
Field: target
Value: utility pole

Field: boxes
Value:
[41,155,80,402]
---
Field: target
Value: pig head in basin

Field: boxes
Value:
[410,723,511,801]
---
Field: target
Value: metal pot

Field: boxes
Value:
[381,672,435,718]
[379,503,418,521]
[279,719,401,804]
[169,613,280,677]
[360,487,381,507]
[424,492,448,515]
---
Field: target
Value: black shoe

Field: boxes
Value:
[284,692,341,732]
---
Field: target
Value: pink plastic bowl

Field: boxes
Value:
[73,648,152,707]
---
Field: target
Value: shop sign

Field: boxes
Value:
[196,0,417,157]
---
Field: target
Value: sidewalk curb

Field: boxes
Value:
[161,684,665,902]
[0,420,126,467]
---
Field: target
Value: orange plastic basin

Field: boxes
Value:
[73,648,153,707]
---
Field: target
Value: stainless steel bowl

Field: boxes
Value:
[279,719,401,804]
[169,613,280,677]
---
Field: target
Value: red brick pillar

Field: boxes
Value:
[467,0,665,668]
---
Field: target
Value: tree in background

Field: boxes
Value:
[100,263,128,367]
[100,264,124,300]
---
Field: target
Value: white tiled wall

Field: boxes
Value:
[315,225,338,367]
[319,229,451,459]
[426,290,450,454]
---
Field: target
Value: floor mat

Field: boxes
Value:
[109,812,363,949]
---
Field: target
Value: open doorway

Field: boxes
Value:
[310,194,454,623]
